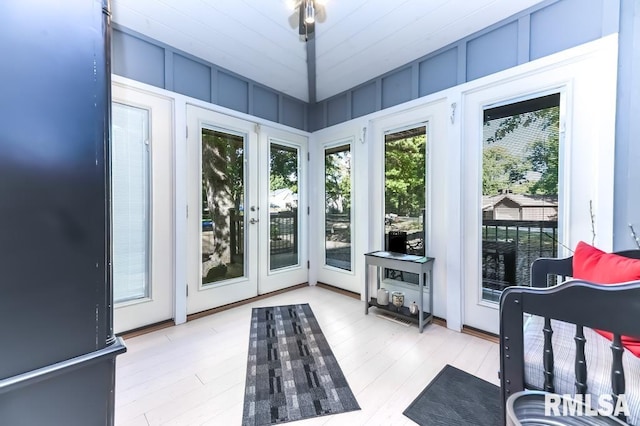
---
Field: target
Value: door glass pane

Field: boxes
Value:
[202,128,245,285]
[325,145,352,271]
[482,93,560,302]
[269,143,299,270]
[384,126,426,284]
[112,103,150,303]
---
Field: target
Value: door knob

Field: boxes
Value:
[249,218,259,224]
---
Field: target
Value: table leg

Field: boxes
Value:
[428,267,433,325]
[364,261,369,314]
[418,272,424,333]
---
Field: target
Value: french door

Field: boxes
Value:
[186,105,307,314]
[316,139,358,293]
[111,83,174,333]
[463,88,565,334]
[258,127,308,294]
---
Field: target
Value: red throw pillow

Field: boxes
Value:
[572,241,640,357]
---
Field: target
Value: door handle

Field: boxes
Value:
[249,218,259,224]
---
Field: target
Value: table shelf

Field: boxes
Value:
[368,297,433,325]
[364,251,435,333]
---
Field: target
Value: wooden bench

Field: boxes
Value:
[499,250,640,425]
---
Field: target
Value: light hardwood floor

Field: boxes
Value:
[115,285,499,425]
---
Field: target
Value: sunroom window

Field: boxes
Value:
[384,125,427,284]
[481,93,560,302]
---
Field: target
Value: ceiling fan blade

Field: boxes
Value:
[288,10,299,29]
[315,4,326,23]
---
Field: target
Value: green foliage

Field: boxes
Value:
[484,106,559,196]
[482,146,527,195]
[325,149,351,213]
[385,135,425,216]
[270,146,298,192]
[270,223,280,240]
[270,175,289,192]
[485,107,558,143]
[527,126,559,195]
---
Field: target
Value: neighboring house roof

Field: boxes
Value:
[482,193,558,211]
[271,188,291,197]
[270,188,294,202]
[269,188,298,209]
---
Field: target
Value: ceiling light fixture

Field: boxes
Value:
[304,0,315,24]
[288,0,326,41]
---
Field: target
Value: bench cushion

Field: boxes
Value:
[524,316,640,424]
[573,241,640,284]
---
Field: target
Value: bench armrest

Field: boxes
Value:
[530,256,573,288]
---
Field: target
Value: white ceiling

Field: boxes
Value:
[111,0,547,103]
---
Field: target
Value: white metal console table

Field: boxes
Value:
[364,251,435,333]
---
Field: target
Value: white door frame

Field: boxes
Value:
[112,83,175,333]
[258,125,309,294]
[186,105,309,314]
[311,121,368,295]
[367,102,448,317]
[186,105,260,314]
[461,35,618,334]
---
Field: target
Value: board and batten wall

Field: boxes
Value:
[613,0,640,251]
[111,0,640,250]
[309,0,619,129]
[111,25,308,131]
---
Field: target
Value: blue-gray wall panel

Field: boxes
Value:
[517,16,532,64]
[218,71,249,114]
[1,0,113,378]
[382,67,413,109]
[253,86,279,122]
[327,94,349,126]
[311,0,615,130]
[112,0,617,135]
[352,82,377,118]
[466,22,519,81]
[112,26,307,130]
[419,48,458,96]
[613,0,640,250]
[530,0,603,60]
[112,30,165,88]
[173,54,211,102]
[309,102,325,132]
[282,97,306,130]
